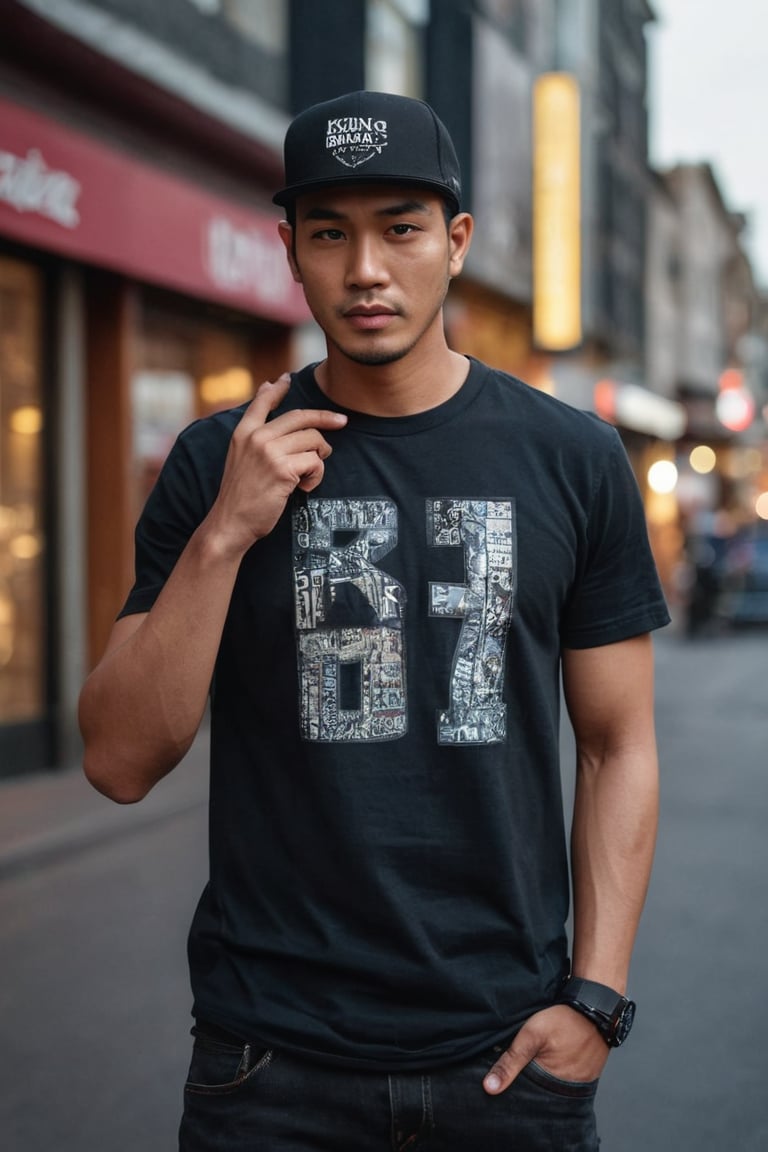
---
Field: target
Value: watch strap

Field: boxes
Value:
[560,977,625,1017]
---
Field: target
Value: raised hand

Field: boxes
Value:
[203,373,348,560]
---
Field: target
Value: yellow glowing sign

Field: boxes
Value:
[533,73,582,351]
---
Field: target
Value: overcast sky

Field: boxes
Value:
[648,0,768,288]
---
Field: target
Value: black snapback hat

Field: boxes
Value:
[273,90,462,214]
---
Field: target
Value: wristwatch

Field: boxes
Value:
[557,977,636,1047]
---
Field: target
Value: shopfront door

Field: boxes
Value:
[0,254,49,774]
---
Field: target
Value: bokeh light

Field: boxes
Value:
[647,460,678,494]
[689,445,717,474]
[716,387,755,432]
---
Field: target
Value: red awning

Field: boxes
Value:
[0,97,308,324]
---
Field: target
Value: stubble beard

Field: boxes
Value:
[328,333,419,367]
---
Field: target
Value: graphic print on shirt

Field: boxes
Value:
[428,499,516,745]
[293,498,406,741]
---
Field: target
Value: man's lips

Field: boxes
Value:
[343,304,398,330]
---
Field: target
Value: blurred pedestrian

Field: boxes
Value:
[683,508,734,635]
[78,91,670,1151]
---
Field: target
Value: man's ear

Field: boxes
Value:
[278,220,302,283]
[447,212,474,279]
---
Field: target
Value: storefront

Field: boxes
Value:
[0,95,307,775]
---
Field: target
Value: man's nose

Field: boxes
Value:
[345,235,388,289]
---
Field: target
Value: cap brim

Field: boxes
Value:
[273,175,460,215]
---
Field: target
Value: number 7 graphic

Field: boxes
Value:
[428,499,516,745]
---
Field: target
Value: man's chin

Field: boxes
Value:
[348,350,408,367]
[333,338,415,368]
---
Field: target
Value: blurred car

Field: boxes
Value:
[716,528,768,625]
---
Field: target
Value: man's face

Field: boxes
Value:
[279,185,472,367]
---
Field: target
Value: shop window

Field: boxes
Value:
[0,257,44,726]
[132,369,196,520]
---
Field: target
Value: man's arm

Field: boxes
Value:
[483,632,659,1094]
[78,375,347,804]
[564,633,659,991]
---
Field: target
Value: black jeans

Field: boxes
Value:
[178,1023,600,1151]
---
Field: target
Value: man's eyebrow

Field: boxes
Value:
[377,199,431,217]
[301,206,347,222]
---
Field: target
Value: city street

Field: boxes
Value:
[1,625,767,1151]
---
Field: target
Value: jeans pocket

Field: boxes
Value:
[522,1060,599,1100]
[184,1034,274,1097]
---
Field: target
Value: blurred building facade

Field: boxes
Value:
[1,0,766,776]
[646,162,768,590]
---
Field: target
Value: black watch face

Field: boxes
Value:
[612,1000,636,1046]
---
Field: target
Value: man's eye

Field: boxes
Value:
[314,228,345,241]
[390,223,419,235]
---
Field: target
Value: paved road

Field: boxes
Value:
[1,626,766,1150]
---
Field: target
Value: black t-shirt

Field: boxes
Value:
[121,357,670,1068]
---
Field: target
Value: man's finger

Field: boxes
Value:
[296,450,328,493]
[241,372,293,426]
[483,1030,539,1095]
[235,373,292,433]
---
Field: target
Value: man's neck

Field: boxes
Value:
[314,340,470,418]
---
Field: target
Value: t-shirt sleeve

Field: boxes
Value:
[560,428,671,648]
[118,430,212,619]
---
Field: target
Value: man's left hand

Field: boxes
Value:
[482,1005,610,1095]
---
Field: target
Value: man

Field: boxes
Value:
[79,91,669,1150]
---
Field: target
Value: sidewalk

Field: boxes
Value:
[0,729,210,878]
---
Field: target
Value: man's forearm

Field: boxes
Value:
[569,742,659,991]
[481,739,656,1096]
[79,522,243,803]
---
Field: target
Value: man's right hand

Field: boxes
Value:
[204,373,348,559]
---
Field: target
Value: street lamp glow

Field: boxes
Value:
[647,460,678,494]
[756,492,768,521]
